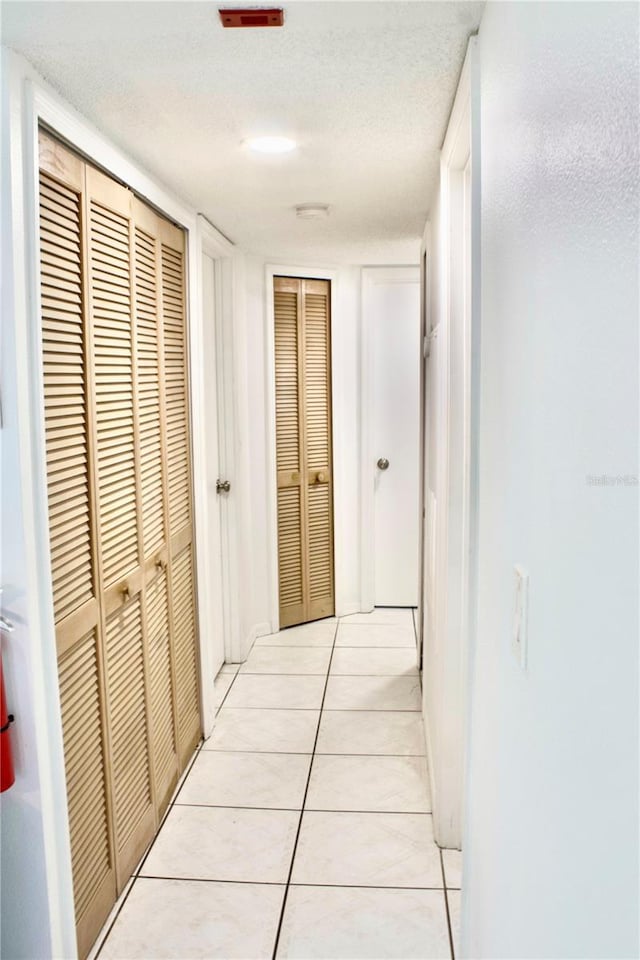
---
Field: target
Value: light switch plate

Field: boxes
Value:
[512,565,529,669]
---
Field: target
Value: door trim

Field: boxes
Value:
[265,264,342,633]
[422,37,480,852]
[360,266,421,613]
[198,218,245,669]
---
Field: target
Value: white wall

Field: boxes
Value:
[243,256,273,633]
[422,193,449,839]
[461,3,639,957]
[1,49,77,959]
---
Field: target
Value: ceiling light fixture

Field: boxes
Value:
[247,136,297,154]
[295,203,330,220]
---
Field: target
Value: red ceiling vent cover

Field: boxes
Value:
[219,8,284,27]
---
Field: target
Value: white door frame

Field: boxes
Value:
[265,263,352,632]
[198,217,244,668]
[360,266,421,612]
[417,229,434,672]
[426,37,480,849]
[3,52,221,954]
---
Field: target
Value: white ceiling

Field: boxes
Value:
[2,1,484,263]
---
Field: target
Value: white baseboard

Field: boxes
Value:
[422,706,439,838]
[423,702,462,851]
[244,621,272,658]
[335,601,361,618]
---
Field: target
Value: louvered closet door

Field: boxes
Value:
[274,277,334,627]
[85,166,156,889]
[40,132,202,958]
[160,225,201,766]
[38,132,116,959]
[132,198,179,815]
[303,281,334,620]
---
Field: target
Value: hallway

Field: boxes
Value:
[92,611,461,959]
[1,3,638,958]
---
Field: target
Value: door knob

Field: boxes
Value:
[377,458,390,471]
[216,479,231,494]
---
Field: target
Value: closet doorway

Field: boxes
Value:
[38,130,201,958]
[273,276,335,628]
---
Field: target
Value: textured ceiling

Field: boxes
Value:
[2,1,484,263]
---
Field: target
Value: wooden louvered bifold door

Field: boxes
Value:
[160,232,201,766]
[39,131,201,959]
[274,277,334,627]
[132,197,181,811]
[86,166,156,889]
[38,133,116,960]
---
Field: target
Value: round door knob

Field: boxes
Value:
[377,458,390,471]
[317,472,326,483]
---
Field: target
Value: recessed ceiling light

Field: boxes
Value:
[247,136,297,154]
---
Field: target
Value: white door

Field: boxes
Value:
[371,268,421,606]
[202,253,226,674]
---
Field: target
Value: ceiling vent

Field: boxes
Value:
[219,8,284,27]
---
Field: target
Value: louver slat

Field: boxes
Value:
[58,631,115,958]
[39,170,94,622]
[146,570,178,812]
[274,280,306,627]
[171,546,200,765]
[308,483,334,603]
[89,191,138,585]
[105,597,154,884]
[275,291,300,473]
[135,227,165,558]
[162,244,191,537]
[159,229,199,769]
[277,486,305,609]
[303,285,334,619]
[304,292,331,470]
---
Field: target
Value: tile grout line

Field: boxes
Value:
[202,749,427,757]
[440,849,456,960]
[172,803,433,815]
[95,612,420,958]
[210,707,422,712]
[95,663,243,959]
[240,672,420,678]
[255,644,416,649]
[137,661,244,871]
[94,739,205,959]
[270,618,340,960]
[124,875,447,891]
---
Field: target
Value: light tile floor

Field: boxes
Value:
[94,609,461,960]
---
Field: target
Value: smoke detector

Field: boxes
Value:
[295,203,330,221]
